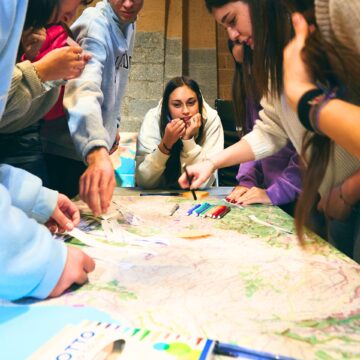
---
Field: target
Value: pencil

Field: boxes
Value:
[183,165,197,201]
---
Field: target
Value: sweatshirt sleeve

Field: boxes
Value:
[180,105,224,188]
[265,152,302,205]
[0,1,28,118]
[242,96,288,160]
[236,161,263,188]
[135,107,170,189]
[1,61,46,127]
[328,0,360,55]
[64,37,110,161]
[0,184,67,301]
[0,164,58,223]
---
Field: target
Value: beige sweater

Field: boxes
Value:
[243,0,360,197]
[0,61,59,134]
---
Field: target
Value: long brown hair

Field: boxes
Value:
[282,0,347,241]
[228,40,260,136]
[160,76,205,186]
[205,0,292,99]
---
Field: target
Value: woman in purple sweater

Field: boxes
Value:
[225,41,302,215]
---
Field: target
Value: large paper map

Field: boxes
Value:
[37,194,360,358]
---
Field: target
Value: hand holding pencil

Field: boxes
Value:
[178,161,214,191]
[183,165,197,200]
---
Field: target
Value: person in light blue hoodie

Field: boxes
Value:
[41,0,144,217]
[0,0,95,301]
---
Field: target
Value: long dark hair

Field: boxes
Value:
[282,0,347,241]
[160,76,205,185]
[24,0,93,30]
[228,40,260,136]
[205,0,292,99]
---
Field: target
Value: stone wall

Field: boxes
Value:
[120,32,165,132]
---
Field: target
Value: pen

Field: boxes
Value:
[183,165,197,201]
[169,204,180,216]
[214,342,297,360]
[140,192,180,196]
[186,203,202,216]
[216,207,231,219]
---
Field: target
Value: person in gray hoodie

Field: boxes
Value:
[42,0,144,217]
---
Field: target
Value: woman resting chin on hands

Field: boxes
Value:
[136,76,224,189]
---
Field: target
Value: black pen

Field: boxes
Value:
[183,165,197,200]
[140,192,180,196]
[214,341,297,360]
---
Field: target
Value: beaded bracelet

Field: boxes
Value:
[163,141,172,153]
[309,89,337,135]
[297,88,323,132]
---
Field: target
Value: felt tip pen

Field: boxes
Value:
[205,205,223,218]
[211,205,227,218]
[199,205,215,217]
[169,204,180,216]
[214,342,297,360]
[186,203,202,216]
[216,207,231,219]
[193,203,211,216]
[183,165,197,201]
[140,192,180,196]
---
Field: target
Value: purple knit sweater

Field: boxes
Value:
[237,105,302,205]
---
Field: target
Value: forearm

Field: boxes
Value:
[0,185,67,301]
[3,62,46,121]
[319,99,360,159]
[0,164,58,223]
[209,139,255,170]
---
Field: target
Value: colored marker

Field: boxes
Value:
[168,203,180,216]
[214,341,297,360]
[183,165,197,201]
[186,203,202,216]
[199,205,215,217]
[204,205,223,218]
[193,203,211,216]
[216,207,231,219]
[211,205,227,218]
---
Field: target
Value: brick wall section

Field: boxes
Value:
[120,32,165,132]
[183,48,217,107]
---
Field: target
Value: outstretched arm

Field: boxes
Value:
[283,12,360,159]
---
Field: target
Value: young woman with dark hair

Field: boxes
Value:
[179,0,360,260]
[225,40,301,215]
[0,0,92,184]
[282,0,360,258]
[136,76,224,189]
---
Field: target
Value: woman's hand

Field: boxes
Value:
[225,185,249,203]
[45,193,80,233]
[178,160,215,189]
[283,12,317,110]
[182,113,202,140]
[21,27,46,61]
[49,246,95,298]
[33,45,92,82]
[232,186,271,205]
[163,118,186,149]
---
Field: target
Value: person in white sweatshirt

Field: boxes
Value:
[136,76,224,189]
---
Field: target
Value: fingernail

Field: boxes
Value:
[292,13,301,25]
[66,222,74,230]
